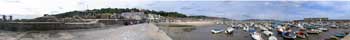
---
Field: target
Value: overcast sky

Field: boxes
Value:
[0,0,350,20]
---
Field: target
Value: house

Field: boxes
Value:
[120,12,147,20]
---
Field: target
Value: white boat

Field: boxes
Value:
[211,28,224,34]
[263,31,274,36]
[266,26,273,30]
[225,27,235,34]
[259,26,269,31]
[244,27,249,31]
[307,29,322,34]
[330,25,338,28]
[251,32,264,40]
[268,36,278,40]
[318,28,328,31]
[297,24,304,28]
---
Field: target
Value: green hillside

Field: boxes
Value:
[52,8,188,18]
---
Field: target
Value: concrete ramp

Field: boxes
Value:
[0,23,172,40]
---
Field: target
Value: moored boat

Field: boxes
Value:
[318,28,328,31]
[211,28,224,34]
[251,32,264,40]
[282,31,297,40]
[335,33,346,38]
[306,29,322,34]
[296,29,308,39]
[225,27,235,34]
[263,31,273,36]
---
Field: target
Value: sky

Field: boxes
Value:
[0,0,350,20]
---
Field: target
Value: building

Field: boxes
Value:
[303,18,328,22]
[293,18,350,23]
[120,12,147,20]
[1,15,13,22]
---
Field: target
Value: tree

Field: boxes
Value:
[53,8,192,18]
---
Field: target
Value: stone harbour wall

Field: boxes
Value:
[0,19,145,31]
[0,22,105,31]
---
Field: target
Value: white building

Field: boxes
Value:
[120,12,147,20]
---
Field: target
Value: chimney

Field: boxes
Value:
[2,15,6,21]
[9,15,12,21]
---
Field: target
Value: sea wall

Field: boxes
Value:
[0,19,146,31]
[0,22,105,31]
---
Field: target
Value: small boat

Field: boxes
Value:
[296,31,308,38]
[305,26,317,29]
[330,25,338,28]
[297,28,308,38]
[307,29,322,34]
[211,28,224,34]
[248,28,257,33]
[225,27,235,34]
[259,26,269,31]
[297,24,304,28]
[266,26,273,30]
[263,31,274,36]
[244,27,250,31]
[268,36,278,40]
[277,28,285,34]
[318,28,328,31]
[335,33,346,38]
[251,32,264,40]
[282,32,297,39]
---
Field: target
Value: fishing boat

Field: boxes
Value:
[251,32,264,40]
[225,27,235,34]
[211,28,224,34]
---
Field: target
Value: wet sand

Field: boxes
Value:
[157,22,253,40]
